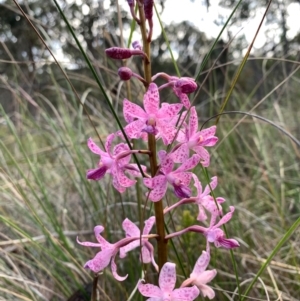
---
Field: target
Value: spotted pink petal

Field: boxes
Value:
[170,143,189,163]
[201,137,219,147]
[123,99,147,121]
[143,176,168,202]
[124,119,145,139]
[172,172,192,186]
[213,206,235,228]
[176,91,191,108]
[172,286,200,301]
[159,150,174,174]
[176,154,200,172]
[157,103,183,119]
[94,226,111,248]
[87,138,106,156]
[84,248,114,273]
[76,237,101,248]
[202,176,218,196]
[143,83,160,114]
[122,218,140,237]
[192,146,210,167]
[143,216,155,235]
[159,262,176,292]
[157,121,177,145]
[141,245,151,263]
[116,167,136,187]
[192,174,203,195]
[191,251,210,275]
[119,240,140,258]
[199,125,217,139]
[105,133,115,154]
[138,282,162,298]
[112,175,126,193]
[189,106,198,138]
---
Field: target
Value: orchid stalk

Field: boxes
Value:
[77,1,240,299]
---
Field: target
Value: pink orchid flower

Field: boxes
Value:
[163,175,225,222]
[123,83,183,145]
[171,106,218,167]
[77,225,143,281]
[181,251,217,300]
[138,262,200,301]
[166,206,240,249]
[143,150,200,202]
[86,134,145,193]
[192,175,225,222]
[120,216,158,271]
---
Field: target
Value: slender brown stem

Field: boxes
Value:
[137,1,167,270]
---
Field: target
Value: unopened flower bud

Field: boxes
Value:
[118,67,133,81]
[105,47,133,59]
[144,0,154,20]
[175,77,197,94]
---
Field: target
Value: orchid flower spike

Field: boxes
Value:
[120,216,158,271]
[143,150,200,201]
[181,251,217,300]
[138,262,200,301]
[171,106,218,167]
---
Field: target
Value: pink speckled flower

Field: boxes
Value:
[86,134,145,193]
[192,175,225,222]
[166,206,240,249]
[138,262,199,301]
[120,216,158,271]
[77,225,142,281]
[171,106,218,167]
[123,83,183,145]
[163,175,225,222]
[143,150,200,202]
[181,251,217,300]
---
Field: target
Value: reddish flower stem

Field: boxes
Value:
[137,1,167,271]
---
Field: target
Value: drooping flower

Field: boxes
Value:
[165,206,240,250]
[120,216,158,271]
[192,175,225,222]
[138,262,200,301]
[77,225,142,281]
[143,150,200,201]
[123,83,183,145]
[181,251,217,300]
[163,175,225,223]
[86,134,145,193]
[171,106,218,167]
